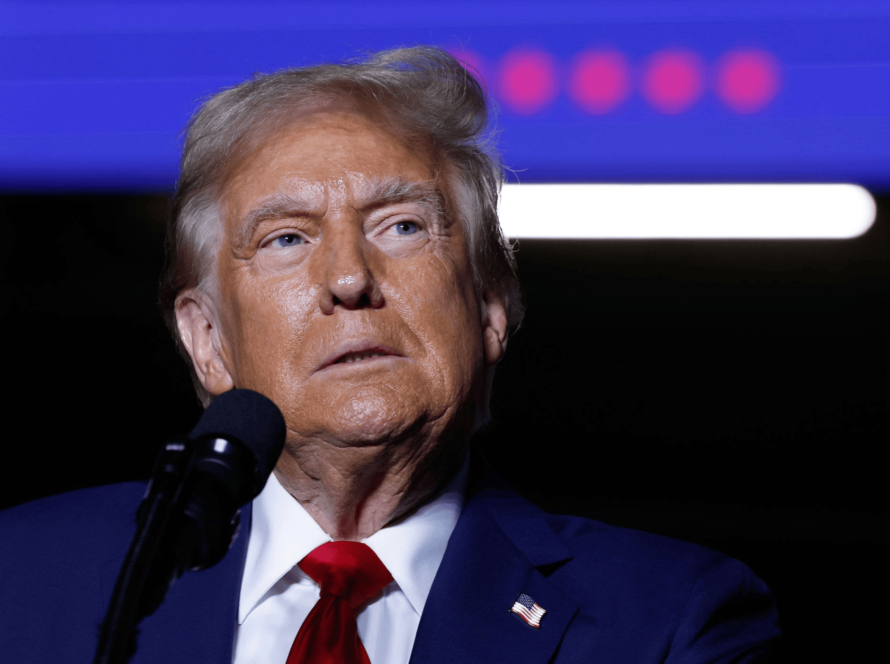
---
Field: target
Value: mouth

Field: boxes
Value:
[334,350,391,364]
[317,343,403,372]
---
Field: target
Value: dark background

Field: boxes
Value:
[2,193,888,662]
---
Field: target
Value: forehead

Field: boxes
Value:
[222,109,436,222]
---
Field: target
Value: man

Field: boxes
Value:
[0,47,779,663]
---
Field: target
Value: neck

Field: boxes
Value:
[273,430,467,541]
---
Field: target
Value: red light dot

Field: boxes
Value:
[499,49,558,115]
[716,50,780,113]
[641,50,704,114]
[568,50,630,114]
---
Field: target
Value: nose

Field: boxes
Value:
[317,226,384,314]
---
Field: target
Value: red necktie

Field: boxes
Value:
[286,541,394,664]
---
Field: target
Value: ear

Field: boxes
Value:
[474,291,509,432]
[481,291,509,366]
[174,288,235,396]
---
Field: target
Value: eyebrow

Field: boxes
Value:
[364,176,446,218]
[234,176,447,248]
[234,192,319,249]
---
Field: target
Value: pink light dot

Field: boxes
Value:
[716,50,781,113]
[498,49,558,115]
[568,50,630,114]
[641,50,704,114]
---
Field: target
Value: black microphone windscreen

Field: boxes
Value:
[188,388,286,482]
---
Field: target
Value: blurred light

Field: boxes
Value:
[568,50,631,114]
[498,184,876,239]
[716,50,781,113]
[641,50,705,114]
[498,48,558,114]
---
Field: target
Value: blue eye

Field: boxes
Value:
[274,234,303,247]
[394,221,419,235]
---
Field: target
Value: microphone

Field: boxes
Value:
[95,389,286,664]
[159,387,287,573]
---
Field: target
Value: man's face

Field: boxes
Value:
[197,108,503,448]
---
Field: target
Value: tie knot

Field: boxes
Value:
[298,541,393,609]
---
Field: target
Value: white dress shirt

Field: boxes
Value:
[232,455,469,664]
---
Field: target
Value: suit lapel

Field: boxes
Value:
[410,463,581,664]
[101,504,252,664]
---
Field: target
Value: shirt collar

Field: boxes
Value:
[238,453,469,624]
[238,471,331,624]
[362,453,468,616]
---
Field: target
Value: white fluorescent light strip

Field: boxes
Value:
[498,184,876,239]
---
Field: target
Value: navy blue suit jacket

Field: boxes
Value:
[0,463,779,663]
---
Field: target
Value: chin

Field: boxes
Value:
[312,387,433,446]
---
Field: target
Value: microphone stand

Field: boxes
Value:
[93,440,197,664]
[94,432,250,664]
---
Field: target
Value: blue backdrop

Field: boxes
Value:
[1,1,888,191]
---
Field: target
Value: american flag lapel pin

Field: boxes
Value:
[509,593,547,629]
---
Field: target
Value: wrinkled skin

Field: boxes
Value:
[175,108,508,540]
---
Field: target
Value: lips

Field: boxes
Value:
[335,350,390,364]
[316,341,403,372]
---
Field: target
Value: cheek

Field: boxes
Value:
[390,247,483,390]
[222,275,316,388]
